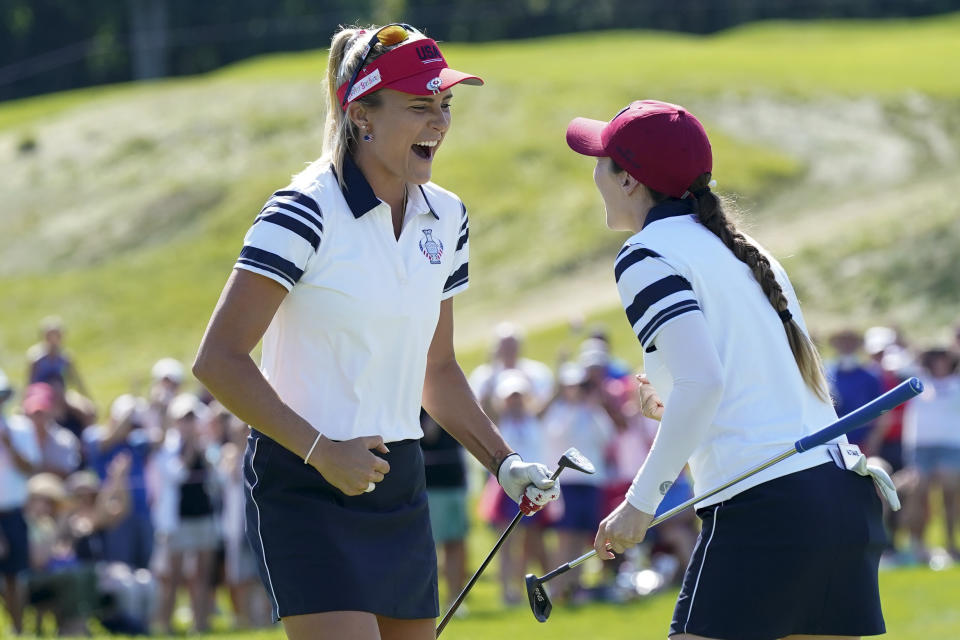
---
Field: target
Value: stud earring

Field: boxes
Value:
[361,125,373,142]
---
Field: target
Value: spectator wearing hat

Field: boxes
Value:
[542,362,616,602]
[65,459,155,635]
[26,316,90,398]
[24,472,98,636]
[146,358,185,436]
[902,348,960,562]
[825,329,883,447]
[14,383,81,478]
[83,394,157,570]
[862,327,911,470]
[152,393,218,633]
[578,339,629,431]
[478,371,552,606]
[469,322,555,420]
[584,326,631,379]
[35,372,96,443]
[0,368,40,634]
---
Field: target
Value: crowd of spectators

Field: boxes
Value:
[1,315,958,633]
[0,318,272,635]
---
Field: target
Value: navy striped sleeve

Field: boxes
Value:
[615,245,701,350]
[442,201,469,299]
[234,188,323,290]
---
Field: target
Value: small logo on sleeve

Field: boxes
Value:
[420,229,443,264]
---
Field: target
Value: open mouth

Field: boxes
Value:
[412,139,438,160]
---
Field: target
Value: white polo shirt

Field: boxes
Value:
[234,154,469,442]
[615,199,841,506]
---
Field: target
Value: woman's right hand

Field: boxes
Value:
[312,435,391,496]
[636,373,665,421]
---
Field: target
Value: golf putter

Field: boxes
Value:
[436,447,595,637]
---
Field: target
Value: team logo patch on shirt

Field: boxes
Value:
[420,229,443,264]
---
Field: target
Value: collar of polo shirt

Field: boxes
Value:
[337,153,440,220]
[642,197,697,230]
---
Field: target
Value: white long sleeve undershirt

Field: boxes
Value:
[625,312,725,514]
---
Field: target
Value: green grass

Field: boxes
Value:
[0,15,959,401]
[5,523,958,638]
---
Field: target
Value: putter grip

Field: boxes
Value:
[794,377,923,452]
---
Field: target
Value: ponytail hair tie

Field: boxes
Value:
[691,186,711,198]
[778,308,793,323]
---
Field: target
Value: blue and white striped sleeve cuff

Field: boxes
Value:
[615,244,701,350]
[442,204,469,300]
[234,190,323,291]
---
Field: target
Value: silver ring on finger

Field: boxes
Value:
[365,482,376,493]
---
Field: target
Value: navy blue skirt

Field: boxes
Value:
[670,461,887,640]
[243,430,438,621]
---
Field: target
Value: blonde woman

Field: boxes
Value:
[193,24,560,640]
[566,100,887,640]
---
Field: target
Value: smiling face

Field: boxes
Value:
[349,88,452,186]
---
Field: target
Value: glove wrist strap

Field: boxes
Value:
[496,452,521,486]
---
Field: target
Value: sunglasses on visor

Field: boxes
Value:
[340,23,420,110]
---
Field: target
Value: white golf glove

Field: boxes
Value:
[833,444,900,511]
[497,453,560,516]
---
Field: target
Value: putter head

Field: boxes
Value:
[558,447,595,475]
[525,573,552,622]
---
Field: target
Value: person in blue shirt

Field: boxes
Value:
[83,395,156,569]
[826,329,883,447]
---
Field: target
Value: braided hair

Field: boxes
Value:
[617,161,830,402]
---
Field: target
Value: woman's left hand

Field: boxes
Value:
[594,500,655,560]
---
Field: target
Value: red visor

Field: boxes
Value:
[337,38,483,109]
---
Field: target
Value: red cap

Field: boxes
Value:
[337,38,483,109]
[23,382,55,414]
[566,100,712,199]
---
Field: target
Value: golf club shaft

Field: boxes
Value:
[538,377,922,582]
[436,464,563,636]
[540,449,797,580]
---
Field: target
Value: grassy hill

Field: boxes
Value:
[1,14,959,402]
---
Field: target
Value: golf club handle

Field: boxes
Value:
[794,377,922,452]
